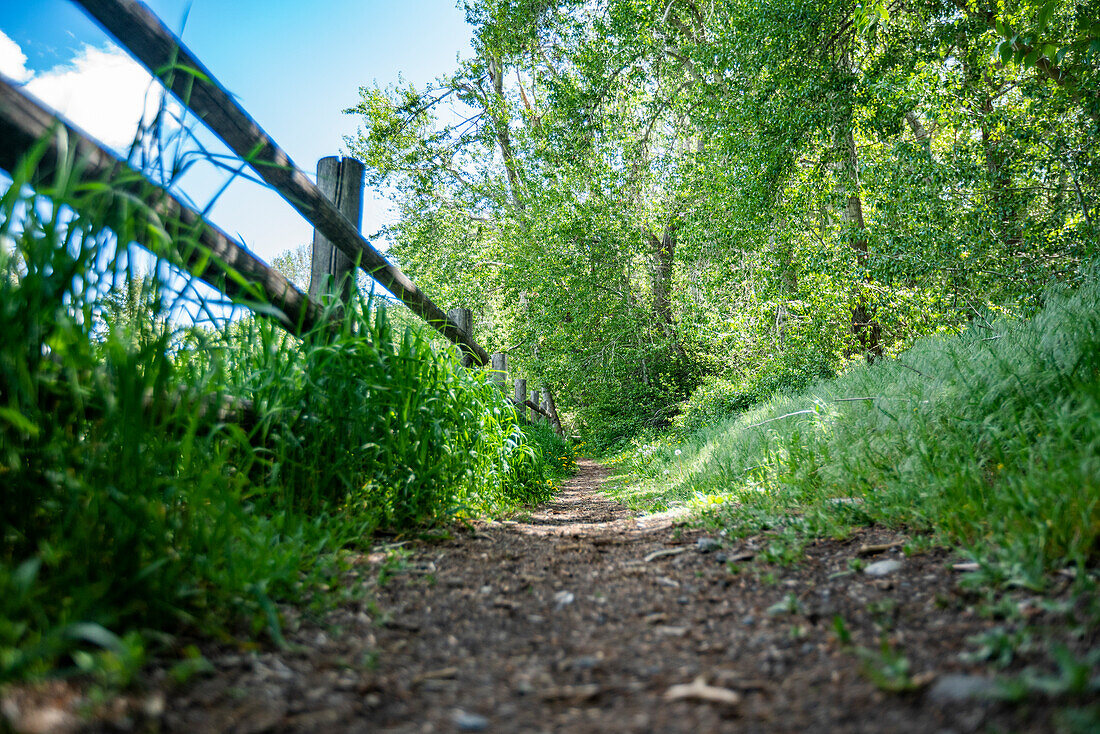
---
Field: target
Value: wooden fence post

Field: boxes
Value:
[448,307,474,367]
[535,388,548,426]
[491,353,507,392]
[309,156,364,307]
[544,388,563,436]
[514,378,527,422]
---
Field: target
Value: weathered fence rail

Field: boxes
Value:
[0,76,326,337]
[72,0,490,366]
[0,0,565,435]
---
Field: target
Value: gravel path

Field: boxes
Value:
[6,460,1074,732]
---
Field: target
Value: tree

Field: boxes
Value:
[270,243,312,290]
[343,0,1099,443]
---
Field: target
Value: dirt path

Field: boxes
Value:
[44,460,1068,732]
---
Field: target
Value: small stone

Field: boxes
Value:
[479,585,493,595]
[864,559,903,577]
[741,615,755,626]
[714,552,728,563]
[142,693,166,718]
[696,537,721,553]
[927,674,997,704]
[656,625,690,637]
[453,710,490,731]
[553,590,574,609]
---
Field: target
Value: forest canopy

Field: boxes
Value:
[346,0,1099,446]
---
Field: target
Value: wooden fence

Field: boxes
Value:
[0,0,563,435]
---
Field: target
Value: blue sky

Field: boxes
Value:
[0,0,473,268]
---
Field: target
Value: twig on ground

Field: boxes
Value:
[644,547,688,562]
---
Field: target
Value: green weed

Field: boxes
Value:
[856,638,918,693]
[996,646,1100,701]
[832,616,919,693]
[962,627,1036,669]
[375,549,412,588]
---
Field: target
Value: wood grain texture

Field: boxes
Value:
[514,378,528,421]
[309,156,361,305]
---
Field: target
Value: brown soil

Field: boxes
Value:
[4,460,1084,733]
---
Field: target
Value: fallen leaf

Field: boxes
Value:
[664,676,741,706]
[910,671,938,688]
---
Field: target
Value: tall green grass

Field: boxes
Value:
[0,136,552,683]
[611,272,1100,579]
[229,298,551,527]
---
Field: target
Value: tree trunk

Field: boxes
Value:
[544,387,564,436]
[771,214,797,351]
[647,225,676,331]
[486,53,525,210]
[839,125,882,358]
[904,110,930,149]
[646,223,685,356]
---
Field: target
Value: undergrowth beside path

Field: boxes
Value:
[0,140,565,686]
[606,272,1100,722]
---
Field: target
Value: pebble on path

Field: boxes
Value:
[927,674,998,704]
[453,709,490,731]
[863,559,903,577]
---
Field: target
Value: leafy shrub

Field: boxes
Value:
[674,353,837,434]
[520,420,577,478]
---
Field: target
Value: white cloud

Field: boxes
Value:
[22,42,172,150]
[0,30,32,83]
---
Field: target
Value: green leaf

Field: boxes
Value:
[64,623,125,653]
[11,559,41,595]
[0,407,39,437]
[1023,48,1042,67]
[1036,1,1057,34]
